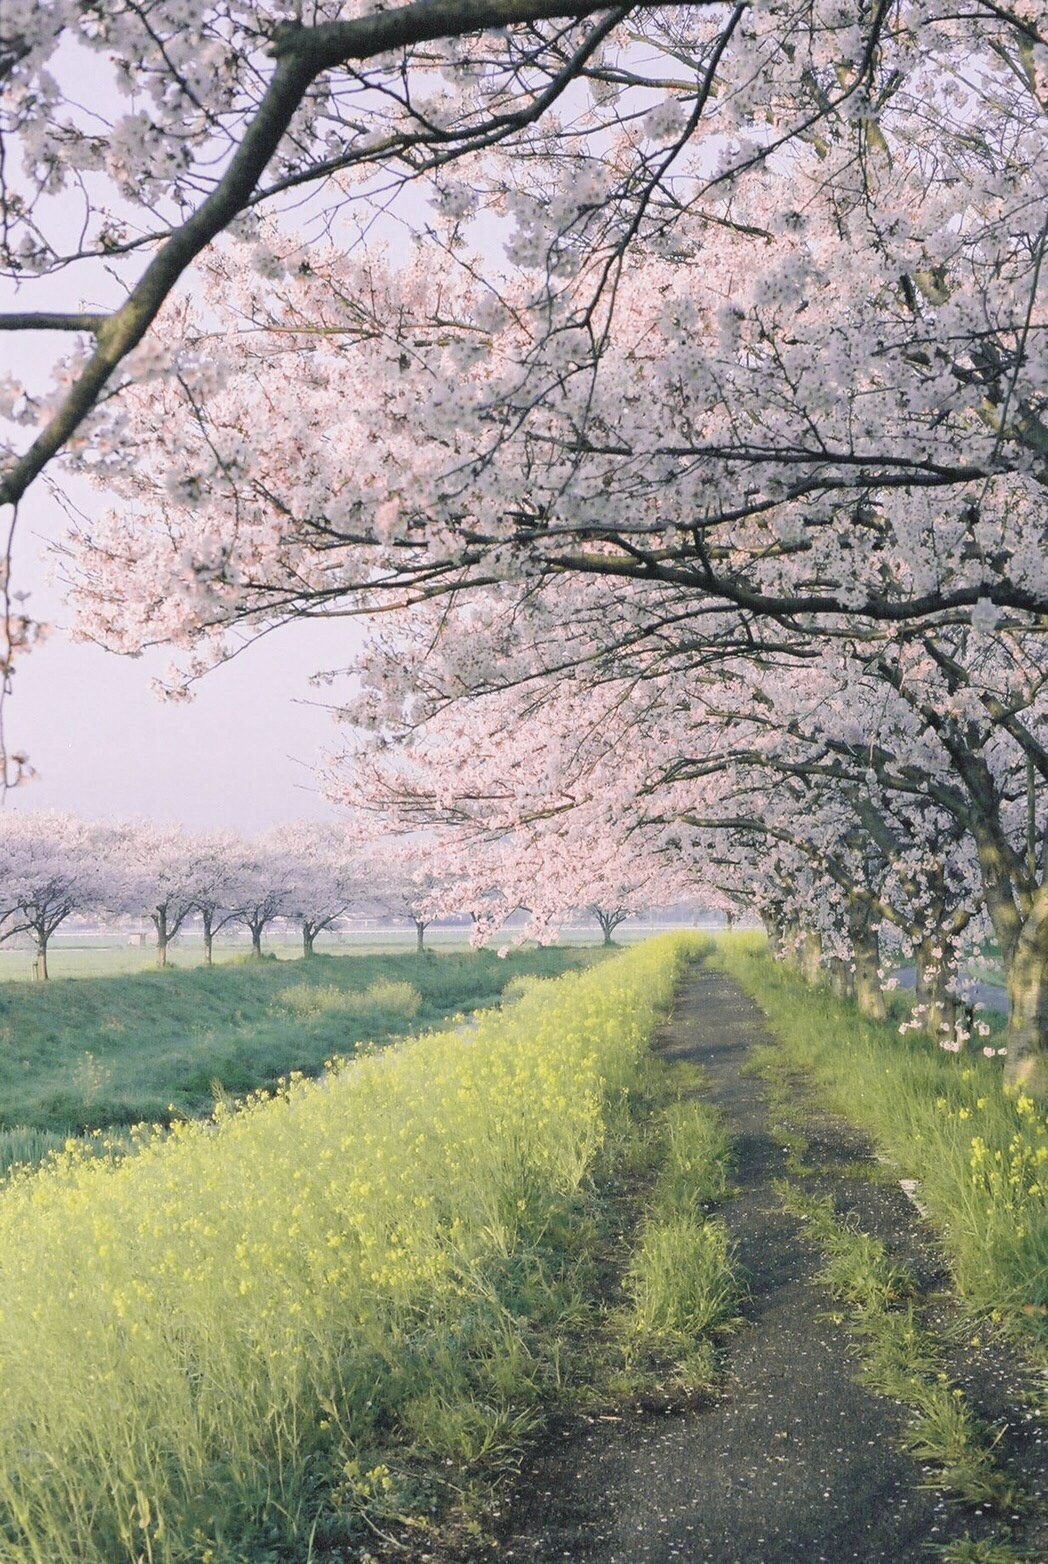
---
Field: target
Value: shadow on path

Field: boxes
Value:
[497,965,968,1564]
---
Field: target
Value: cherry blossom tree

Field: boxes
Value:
[331,585,1045,1073]
[186,830,250,965]
[225,844,294,957]
[113,821,222,966]
[0,811,115,978]
[8,0,1044,530]
[265,820,367,956]
[5,4,1048,1092]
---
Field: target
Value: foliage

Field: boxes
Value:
[0,934,699,1561]
[623,1215,737,1343]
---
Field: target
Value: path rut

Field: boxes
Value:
[496,963,1026,1564]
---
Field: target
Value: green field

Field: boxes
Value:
[0,944,601,1149]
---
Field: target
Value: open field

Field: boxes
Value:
[0,920,723,983]
[0,944,601,1144]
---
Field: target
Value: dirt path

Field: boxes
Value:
[495,963,1043,1564]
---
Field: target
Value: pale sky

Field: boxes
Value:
[5,480,363,832]
[0,66,420,833]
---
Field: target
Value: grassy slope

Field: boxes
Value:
[0,946,599,1134]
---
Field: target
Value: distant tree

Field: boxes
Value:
[361,845,448,954]
[227,846,293,958]
[114,822,217,968]
[266,821,367,957]
[184,831,247,966]
[0,813,112,979]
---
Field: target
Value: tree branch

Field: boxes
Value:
[0,0,671,509]
[0,313,108,333]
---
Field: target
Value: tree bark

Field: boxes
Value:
[250,924,263,958]
[415,918,426,953]
[153,906,170,968]
[780,919,802,972]
[1005,911,1048,1094]
[848,899,885,1021]
[762,909,785,957]
[913,935,957,1042]
[34,934,49,981]
[303,921,316,958]
[979,877,1048,1093]
[201,910,214,967]
[827,958,854,1001]
[799,931,823,986]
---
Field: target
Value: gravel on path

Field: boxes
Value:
[495,963,1032,1564]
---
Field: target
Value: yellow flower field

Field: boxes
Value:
[0,935,699,1562]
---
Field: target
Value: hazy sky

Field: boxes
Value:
[6,479,363,832]
[0,79,419,833]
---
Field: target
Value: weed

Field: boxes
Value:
[624,1215,738,1341]
[929,1533,1029,1563]
[817,1229,916,1313]
[658,1098,731,1214]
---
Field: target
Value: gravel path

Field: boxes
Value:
[495,963,1042,1564]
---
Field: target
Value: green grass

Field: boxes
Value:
[0,935,701,1563]
[0,945,600,1143]
[713,935,1048,1338]
[616,1089,738,1387]
[779,1183,1031,1527]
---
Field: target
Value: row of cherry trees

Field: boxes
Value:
[0,815,420,977]
[2,5,1046,1085]
[328,585,1042,1076]
[0,811,674,977]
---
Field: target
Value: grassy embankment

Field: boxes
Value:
[0,946,594,1166]
[713,934,1048,1337]
[0,933,734,1563]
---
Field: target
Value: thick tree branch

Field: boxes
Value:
[0,0,672,509]
[0,313,109,333]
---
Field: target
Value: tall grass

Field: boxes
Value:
[0,934,701,1562]
[620,1093,737,1374]
[714,936,1048,1331]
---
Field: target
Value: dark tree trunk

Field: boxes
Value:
[780,919,803,972]
[201,909,214,967]
[415,919,426,954]
[33,934,49,981]
[827,958,854,1001]
[799,931,823,986]
[762,910,785,956]
[153,907,169,968]
[1005,910,1048,1095]
[303,920,316,957]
